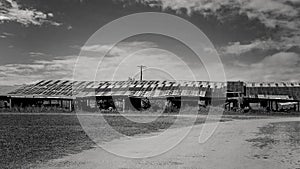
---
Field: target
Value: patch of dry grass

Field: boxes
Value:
[0,114,210,168]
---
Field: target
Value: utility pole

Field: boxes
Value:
[137,65,146,81]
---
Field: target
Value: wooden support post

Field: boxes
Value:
[9,98,12,109]
[69,100,72,112]
[298,101,300,112]
[122,98,125,113]
[276,101,278,112]
[60,100,63,108]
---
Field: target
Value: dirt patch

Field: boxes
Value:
[246,121,300,167]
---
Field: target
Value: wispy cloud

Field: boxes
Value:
[0,0,61,26]
[225,52,300,82]
[0,41,161,85]
[78,41,158,57]
[1,48,298,85]
[91,47,207,81]
[0,56,76,85]
[0,32,14,38]
[29,52,47,57]
[220,39,281,55]
[0,41,206,84]
[220,35,300,58]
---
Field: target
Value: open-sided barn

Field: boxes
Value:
[244,82,300,112]
[2,80,300,113]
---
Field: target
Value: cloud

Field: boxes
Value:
[1,51,298,85]
[78,41,158,57]
[220,39,281,55]
[73,41,163,81]
[80,44,116,53]
[251,52,299,70]
[0,56,77,85]
[94,48,202,81]
[67,25,73,30]
[136,0,300,54]
[146,0,299,31]
[220,35,300,57]
[0,0,61,26]
[29,52,47,57]
[0,41,163,85]
[139,0,298,27]
[225,52,300,82]
[0,41,206,84]
[47,13,54,17]
[0,32,14,38]
[203,47,217,54]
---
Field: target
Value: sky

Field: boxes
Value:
[0,0,299,85]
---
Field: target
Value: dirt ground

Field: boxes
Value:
[32,117,300,169]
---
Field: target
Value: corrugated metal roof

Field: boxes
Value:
[245,82,300,87]
[7,80,228,98]
[6,80,300,100]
